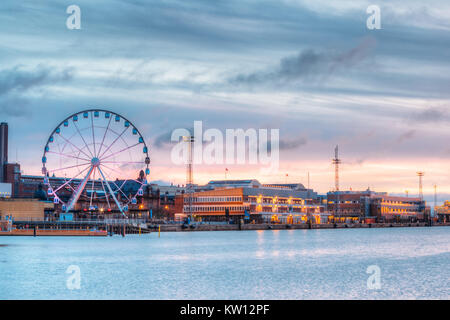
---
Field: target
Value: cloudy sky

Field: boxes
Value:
[1,0,449,203]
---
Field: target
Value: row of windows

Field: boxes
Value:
[184,206,248,212]
[381,200,418,205]
[186,196,242,203]
[380,202,416,207]
[334,210,361,214]
[381,208,419,213]
[330,200,419,205]
[328,200,359,204]
[248,197,304,204]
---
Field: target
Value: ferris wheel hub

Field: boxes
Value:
[91,157,100,167]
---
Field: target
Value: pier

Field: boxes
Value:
[0,219,151,236]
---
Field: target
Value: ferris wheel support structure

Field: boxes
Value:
[98,166,125,216]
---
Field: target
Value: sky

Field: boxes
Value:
[0,0,449,204]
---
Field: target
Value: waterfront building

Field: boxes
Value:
[327,189,429,222]
[365,194,428,222]
[435,201,450,222]
[0,198,53,221]
[175,180,325,222]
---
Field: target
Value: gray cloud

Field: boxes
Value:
[0,64,73,117]
[0,65,73,96]
[153,127,194,149]
[153,130,174,148]
[229,37,376,87]
[412,106,449,123]
[279,137,307,150]
[396,130,416,143]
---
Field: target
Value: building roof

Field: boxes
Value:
[262,183,306,191]
[207,179,262,188]
[243,187,314,199]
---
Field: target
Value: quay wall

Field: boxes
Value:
[154,222,450,232]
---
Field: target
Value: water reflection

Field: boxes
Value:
[0,227,448,299]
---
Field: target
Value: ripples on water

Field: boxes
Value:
[0,227,449,299]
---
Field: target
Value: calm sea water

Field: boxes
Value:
[0,227,449,300]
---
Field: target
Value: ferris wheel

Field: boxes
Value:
[42,109,150,216]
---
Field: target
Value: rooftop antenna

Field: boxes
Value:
[417,171,424,200]
[183,135,195,221]
[332,145,341,192]
[332,145,342,217]
[434,184,437,215]
[405,190,409,198]
[307,171,310,199]
[225,168,228,181]
[307,172,310,190]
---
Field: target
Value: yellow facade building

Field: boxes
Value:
[0,198,53,221]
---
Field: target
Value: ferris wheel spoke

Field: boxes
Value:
[97,116,112,158]
[48,162,91,174]
[97,166,125,216]
[46,151,91,162]
[91,112,97,157]
[73,121,95,159]
[56,132,93,160]
[100,142,141,162]
[53,165,92,194]
[89,167,97,207]
[98,126,130,160]
[101,163,145,186]
[97,168,111,209]
[101,160,145,165]
[100,167,132,202]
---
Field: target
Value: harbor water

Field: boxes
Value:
[0,227,449,299]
